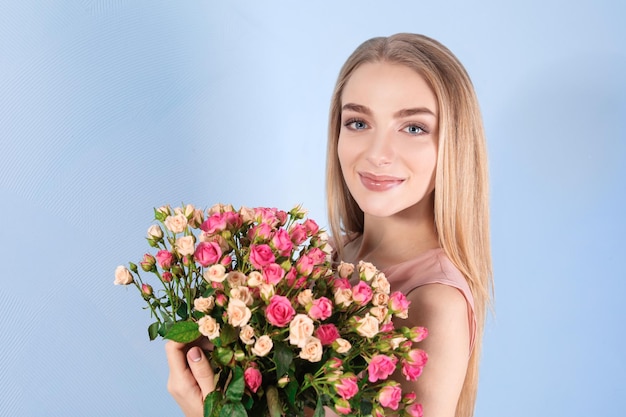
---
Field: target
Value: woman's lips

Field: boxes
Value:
[358,172,405,192]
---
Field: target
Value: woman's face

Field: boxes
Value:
[337,61,439,219]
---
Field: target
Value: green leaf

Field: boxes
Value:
[273,341,293,379]
[285,377,298,407]
[218,323,238,346]
[224,366,245,402]
[164,321,200,343]
[313,395,324,417]
[218,402,246,417]
[148,322,160,341]
[176,301,189,320]
[204,391,223,417]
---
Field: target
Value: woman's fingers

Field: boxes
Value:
[187,346,216,399]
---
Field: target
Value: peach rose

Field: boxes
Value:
[332,338,352,354]
[371,273,391,294]
[198,316,220,340]
[260,283,275,301]
[239,324,256,345]
[337,261,355,279]
[226,271,247,288]
[147,224,163,240]
[297,289,314,307]
[370,306,390,324]
[164,213,188,233]
[203,264,226,283]
[334,288,353,308]
[356,314,380,338]
[230,287,254,306]
[289,314,315,348]
[194,296,215,313]
[372,292,390,307]
[358,260,378,281]
[299,336,323,362]
[176,235,195,257]
[246,271,263,288]
[114,265,133,285]
[251,335,273,357]
[227,299,252,327]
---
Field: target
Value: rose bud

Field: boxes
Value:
[171,265,183,278]
[215,346,234,366]
[141,283,153,297]
[161,271,173,283]
[140,254,156,272]
[147,224,163,240]
[114,265,134,285]
[277,375,290,388]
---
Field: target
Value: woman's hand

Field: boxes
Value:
[165,338,216,417]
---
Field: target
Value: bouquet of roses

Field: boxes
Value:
[115,203,428,417]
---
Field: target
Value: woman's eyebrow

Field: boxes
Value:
[341,103,436,118]
[341,103,372,115]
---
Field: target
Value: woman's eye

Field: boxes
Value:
[345,119,368,130]
[404,124,426,135]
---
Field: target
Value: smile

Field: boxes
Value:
[358,172,405,192]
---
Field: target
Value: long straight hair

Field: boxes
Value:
[326,33,493,417]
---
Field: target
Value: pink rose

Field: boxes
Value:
[285,267,298,286]
[334,399,351,415]
[334,375,358,400]
[265,295,296,327]
[308,297,333,321]
[194,241,222,267]
[405,403,424,417]
[155,250,175,270]
[307,247,325,265]
[402,349,428,381]
[406,326,428,342]
[248,223,272,242]
[275,209,288,226]
[262,263,285,285]
[288,223,307,245]
[254,207,278,226]
[333,278,351,290]
[303,218,319,235]
[295,254,314,276]
[389,291,410,318]
[367,354,398,383]
[244,366,262,393]
[249,244,275,269]
[378,383,402,410]
[315,323,340,346]
[271,229,293,256]
[352,281,373,305]
[162,271,173,282]
[222,211,242,229]
[200,213,227,235]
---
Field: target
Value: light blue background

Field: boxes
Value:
[1,1,624,416]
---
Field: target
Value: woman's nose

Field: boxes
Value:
[365,130,394,167]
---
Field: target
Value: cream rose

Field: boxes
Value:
[334,288,353,308]
[370,306,390,324]
[371,273,391,294]
[194,296,215,313]
[239,324,256,345]
[289,314,315,348]
[299,336,323,362]
[164,213,188,233]
[356,314,380,338]
[251,335,273,357]
[390,336,408,350]
[147,224,163,240]
[227,299,252,327]
[358,260,378,281]
[203,264,226,283]
[337,261,355,279]
[238,206,255,223]
[176,235,195,256]
[333,338,352,354]
[246,271,263,288]
[226,271,247,288]
[198,316,220,340]
[260,283,275,301]
[230,287,254,306]
[371,292,390,307]
[114,265,133,285]
[297,289,314,307]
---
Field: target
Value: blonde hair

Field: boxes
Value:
[326,33,493,417]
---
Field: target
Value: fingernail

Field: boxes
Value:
[188,347,202,363]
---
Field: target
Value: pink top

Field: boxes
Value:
[383,248,476,354]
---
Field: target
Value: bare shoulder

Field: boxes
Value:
[403,283,469,325]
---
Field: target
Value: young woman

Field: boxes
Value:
[166,33,492,417]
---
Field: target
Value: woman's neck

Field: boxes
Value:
[346,201,439,269]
